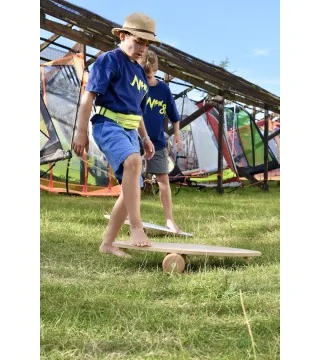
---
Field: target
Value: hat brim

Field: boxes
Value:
[111,27,160,46]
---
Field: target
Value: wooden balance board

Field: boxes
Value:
[104,214,193,237]
[114,240,262,273]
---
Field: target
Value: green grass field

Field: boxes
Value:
[41,182,280,359]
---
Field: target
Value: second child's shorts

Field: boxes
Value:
[146,148,169,174]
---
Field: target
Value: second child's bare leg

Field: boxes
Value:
[156,173,181,233]
[122,153,151,247]
[99,192,131,258]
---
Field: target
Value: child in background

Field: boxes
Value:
[139,50,182,233]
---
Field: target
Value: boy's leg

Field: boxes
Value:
[156,173,181,233]
[146,148,181,233]
[122,153,151,246]
[93,120,151,248]
[99,191,131,258]
[99,155,151,253]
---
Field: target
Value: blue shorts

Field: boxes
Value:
[92,116,143,185]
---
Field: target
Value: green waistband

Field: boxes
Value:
[96,106,141,129]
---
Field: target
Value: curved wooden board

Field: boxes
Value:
[104,214,193,237]
[114,240,261,258]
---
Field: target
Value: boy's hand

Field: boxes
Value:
[143,138,155,160]
[72,131,89,157]
[173,133,182,152]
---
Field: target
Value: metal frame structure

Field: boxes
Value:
[40,0,280,193]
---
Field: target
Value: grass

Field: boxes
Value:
[41,182,280,359]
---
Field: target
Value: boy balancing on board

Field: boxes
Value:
[72,13,161,258]
[139,50,182,233]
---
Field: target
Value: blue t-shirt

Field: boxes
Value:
[86,47,149,116]
[144,81,180,151]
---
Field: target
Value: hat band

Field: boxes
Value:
[123,27,156,36]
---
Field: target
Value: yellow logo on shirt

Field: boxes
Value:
[146,97,167,114]
[130,75,148,92]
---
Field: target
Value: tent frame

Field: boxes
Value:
[40,0,280,192]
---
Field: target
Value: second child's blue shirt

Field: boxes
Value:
[86,47,149,116]
[144,81,180,151]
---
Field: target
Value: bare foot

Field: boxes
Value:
[166,219,181,233]
[130,228,151,247]
[99,243,132,259]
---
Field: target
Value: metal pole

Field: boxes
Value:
[216,96,225,194]
[263,107,269,191]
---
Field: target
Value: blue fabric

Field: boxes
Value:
[86,48,148,116]
[143,81,180,151]
[92,118,143,186]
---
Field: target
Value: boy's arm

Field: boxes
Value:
[138,118,155,160]
[72,90,96,157]
[172,121,182,152]
[166,86,181,151]
[137,117,149,140]
[166,87,182,152]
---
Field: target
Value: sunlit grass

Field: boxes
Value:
[41,182,280,359]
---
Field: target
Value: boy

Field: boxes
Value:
[72,13,161,258]
[139,50,182,233]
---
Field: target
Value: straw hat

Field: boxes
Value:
[111,13,160,46]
